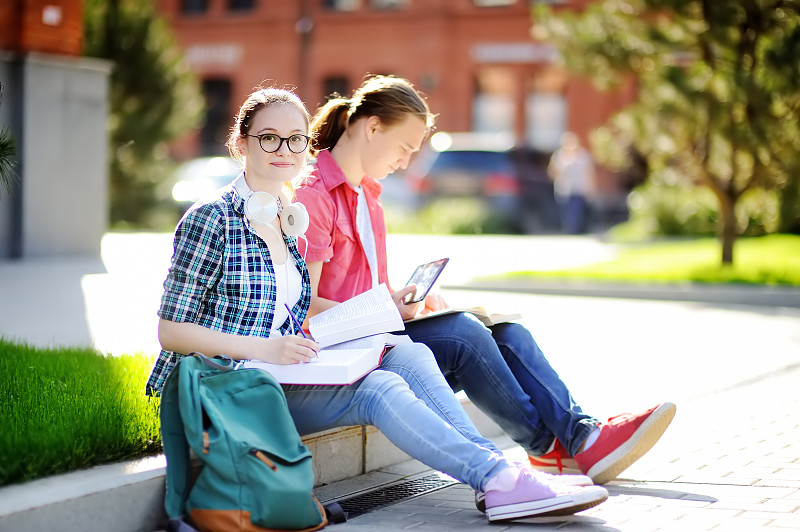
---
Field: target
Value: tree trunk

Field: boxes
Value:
[719,194,737,265]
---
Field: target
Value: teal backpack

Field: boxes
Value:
[159,353,331,532]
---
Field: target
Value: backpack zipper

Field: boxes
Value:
[252,449,278,471]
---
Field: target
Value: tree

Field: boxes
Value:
[0,82,16,199]
[535,0,800,264]
[83,0,204,227]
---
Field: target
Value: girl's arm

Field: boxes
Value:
[158,318,318,365]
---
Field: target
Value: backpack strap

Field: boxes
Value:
[160,356,193,520]
[323,501,347,524]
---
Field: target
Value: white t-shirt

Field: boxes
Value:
[351,184,380,289]
[271,253,304,335]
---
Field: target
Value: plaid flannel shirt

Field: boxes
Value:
[145,180,311,395]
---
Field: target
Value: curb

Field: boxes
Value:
[445,281,800,308]
[0,396,502,532]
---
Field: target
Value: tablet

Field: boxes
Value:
[403,258,449,304]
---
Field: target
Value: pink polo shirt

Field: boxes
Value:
[295,150,391,303]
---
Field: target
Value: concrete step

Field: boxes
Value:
[0,394,504,532]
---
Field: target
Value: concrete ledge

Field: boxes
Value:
[448,281,800,308]
[0,395,504,532]
[0,455,168,532]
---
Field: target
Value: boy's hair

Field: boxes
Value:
[310,75,436,155]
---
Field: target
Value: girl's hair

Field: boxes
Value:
[226,86,311,165]
[310,75,436,155]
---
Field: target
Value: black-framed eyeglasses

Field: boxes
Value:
[245,133,310,154]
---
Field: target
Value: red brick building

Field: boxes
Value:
[155,0,635,168]
[0,0,83,56]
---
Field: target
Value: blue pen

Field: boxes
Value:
[284,303,308,338]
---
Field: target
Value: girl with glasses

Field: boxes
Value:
[145,86,609,522]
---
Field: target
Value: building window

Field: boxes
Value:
[228,0,255,11]
[323,76,350,99]
[472,67,515,134]
[525,66,567,151]
[181,0,208,14]
[201,79,233,156]
[371,0,408,9]
[323,0,361,11]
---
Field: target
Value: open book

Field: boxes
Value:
[243,333,411,385]
[405,306,522,327]
[243,284,407,385]
[308,283,405,348]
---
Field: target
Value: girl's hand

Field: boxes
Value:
[252,335,319,365]
[392,285,424,320]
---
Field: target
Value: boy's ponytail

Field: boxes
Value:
[310,97,351,155]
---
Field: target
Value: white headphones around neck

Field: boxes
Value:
[234,175,310,237]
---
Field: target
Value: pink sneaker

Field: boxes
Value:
[484,469,608,522]
[574,402,677,484]
[528,439,581,475]
[474,469,594,513]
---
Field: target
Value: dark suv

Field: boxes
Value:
[404,133,560,233]
[405,133,520,219]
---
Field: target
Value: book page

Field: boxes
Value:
[309,284,404,347]
[326,333,412,350]
[243,346,383,385]
[309,284,396,329]
[405,306,521,327]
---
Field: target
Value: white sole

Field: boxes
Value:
[587,402,677,484]
[528,464,582,475]
[485,486,608,522]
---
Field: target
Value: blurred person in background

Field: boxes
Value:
[295,76,676,510]
[547,131,596,234]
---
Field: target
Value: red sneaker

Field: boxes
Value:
[528,439,581,475]
[574,402,677,484]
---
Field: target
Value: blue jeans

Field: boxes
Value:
[283,342,510,492]
[405,312,599,457]
[557,194,588,234]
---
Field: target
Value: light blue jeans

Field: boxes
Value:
[282,342,510,492]
[405,312,599,457]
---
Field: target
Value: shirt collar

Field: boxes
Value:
[231,173,248,215]
[315,150,383,197]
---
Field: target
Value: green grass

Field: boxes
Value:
[496,234,800,286]
[0,340,160,486]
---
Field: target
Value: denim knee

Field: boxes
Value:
[383,341,437,367]
[491,323,542,357]
[415,312,499,364]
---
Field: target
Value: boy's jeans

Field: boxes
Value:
[283,342,510,492]
[405,312,598,457]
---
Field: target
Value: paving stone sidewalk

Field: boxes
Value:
[318,362,800,531]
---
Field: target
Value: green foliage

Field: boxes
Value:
[499,234,800,286]
[0,82,17,198]
[0,340,160,486]
[83,0,204,228]
[535,0,800,263]
[618,168,780,238]
[0,127,15,198]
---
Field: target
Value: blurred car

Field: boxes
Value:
[404,132,521,224]
[170,156,241,210]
